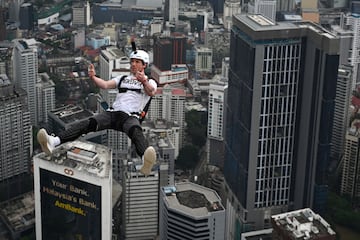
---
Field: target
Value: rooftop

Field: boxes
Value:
[272,208,336,239]
[50,104,94,124]
[162,182,224,219]
[36,140,112,178]
[0,192,35,233]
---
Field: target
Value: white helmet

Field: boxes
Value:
[130,50,149,65]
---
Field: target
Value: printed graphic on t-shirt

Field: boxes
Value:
[120,76,143,90]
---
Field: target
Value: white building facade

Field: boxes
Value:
[12,38,39,125]
[160,182,226,240]
[33,140,112,240]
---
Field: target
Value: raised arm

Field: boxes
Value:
[88,64,116,89]
[135,71,157,97]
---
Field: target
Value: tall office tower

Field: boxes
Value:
[208,81,228,168]
[122,162,159,240]
[301,0,319,23]
[224,14,339,233]
[149,85,186,148]
[352,0,360,14]
[8,0,23,22]
[248,0,276,22]
[223,1,241,31]
[159,183,226,240]
[0,74,31,181]
[33,140,112,240]
[276,0,296,12]
[72,1,92,27]
[0,7,6,41]
[164,0,179,23]
[339,13,360,89]
[12,38,39,125]
[271,208,336,239]
[330,65,352,164]
[208,0,224,15]
[153,33,187,71]
[36,72,55,125]
[19,3,34,30]
[341,124,360,200]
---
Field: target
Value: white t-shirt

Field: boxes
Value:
[111,75,157,114]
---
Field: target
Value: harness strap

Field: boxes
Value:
[118,75,142,93]
[116,75,153,123]
[118,88,141,93]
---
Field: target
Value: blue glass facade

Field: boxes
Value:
[224,15,339,230]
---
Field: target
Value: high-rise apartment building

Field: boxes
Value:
[149,85,186,148]
[0,74,31,181]
[224,14,339,234]
[339,13,360,89]
[164,0,179,23]
[330,65,352,164]
[33,140,112,240]
[36,72,55,125]
[341,121,360,200]
[159,182,226,240]
[208,81,227,168]
[122,162,159,240]
[248,0,276,22]
[72,1,92,27]
[12,38,39,125]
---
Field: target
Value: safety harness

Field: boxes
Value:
[118,75,152,123]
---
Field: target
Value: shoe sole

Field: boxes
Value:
[37,129,52,155]
[140,146,156,176]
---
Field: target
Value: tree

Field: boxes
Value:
[176,145,199,170]
[185,109,207,148]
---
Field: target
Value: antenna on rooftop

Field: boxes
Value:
[131,35,136,51]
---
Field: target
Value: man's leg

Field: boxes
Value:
[37,118,98,155]
[127,124,156,176]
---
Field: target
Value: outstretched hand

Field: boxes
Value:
[88,64,96,79]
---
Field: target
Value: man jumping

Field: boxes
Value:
[37,49,157,176]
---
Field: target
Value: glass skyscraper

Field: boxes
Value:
[224,14,340,233]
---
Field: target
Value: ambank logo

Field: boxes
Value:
[64,168,74,176]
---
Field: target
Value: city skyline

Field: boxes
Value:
[0,0,359,239]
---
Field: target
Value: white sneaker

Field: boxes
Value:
[37,128,56,155]
[140,146,156,176]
